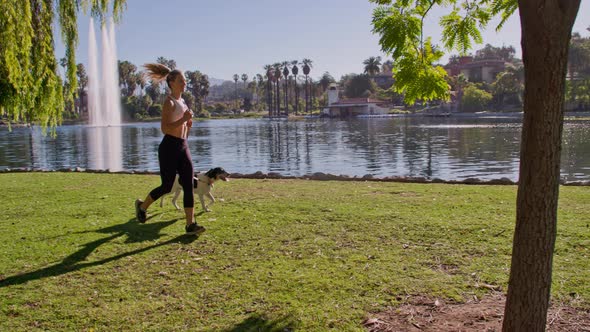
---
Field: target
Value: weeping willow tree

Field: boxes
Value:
[0,0,126,131]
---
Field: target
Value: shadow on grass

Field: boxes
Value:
[222,313,299,332]
[0,217,200,288]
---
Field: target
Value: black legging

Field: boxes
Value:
[149,134,194,208]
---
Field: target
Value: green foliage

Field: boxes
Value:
[375,87,404,105]
[76,63,88,94]
[145,84,162,104]
[440,8,486,55]
[208,102,230,113]
[156,56,176,70]
[492,66,524,108]
[243,96,253,111]
[185,70,210,112]
[118,60,138,97]
[197,108,211,118]
[81,0,127,24]
[392,39,450,104]
[122,96,138,119]
[0,0,126,132]
[490,0,518,31]
[122,95,152,120]
[30,0,64,132]
[567,32,590,107]
[147,104,162,117]
[319,72,336,91]
[0,0,34,122]
[343,74,377,98]
[58,0,78,105]
[474,44,516,61]
[363,56,383,76]
[371,0,515,105]
[181,91,195,111]
[566,79,590,109]
[372,5,422,59]
[462,84,493,112]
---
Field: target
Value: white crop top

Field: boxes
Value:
[168,95,188,121]
[167,95,189,138]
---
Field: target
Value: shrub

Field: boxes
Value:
[461,85,492,112]
[148,104,162,117]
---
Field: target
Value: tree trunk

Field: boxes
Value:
[285,79,289,116]
[267,81,272,117]
[295,83,299,116]
[305,76,309,114]
[276,81,280,116]
[311,81,316,112]
[502,1,580,331]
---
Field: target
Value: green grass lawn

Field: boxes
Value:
[1,173,588,331]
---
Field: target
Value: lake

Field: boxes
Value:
[1,116,589,181]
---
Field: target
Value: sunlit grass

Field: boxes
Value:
[1,173,588,331]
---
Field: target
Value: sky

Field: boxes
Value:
[54,0,590,82]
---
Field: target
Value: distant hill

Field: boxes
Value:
[208,77,228,86]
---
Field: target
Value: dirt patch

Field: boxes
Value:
[364,293,590,332]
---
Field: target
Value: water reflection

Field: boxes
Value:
[0,118,589,181]
[87,126,122,171]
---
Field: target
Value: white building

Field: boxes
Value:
[322,84,390,117]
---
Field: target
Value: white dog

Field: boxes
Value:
[160,167,229,212]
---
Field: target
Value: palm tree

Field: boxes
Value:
[257,73,264,86]
[381,59,394,73]
[186,70,210,114]
[156,57,176,70]
[363,56,382,76]
[274,64,282,115]
[282,61,290,116]
[255,73,264,106]
[241,74,249,109]
[241,74,248,90]
[264,65,274,116]
[118,60,138,97]
[248,77,257,106]
[135,70,147,97]
[302,58,313,113]
[233,74,239,111]
[291,60,300,115]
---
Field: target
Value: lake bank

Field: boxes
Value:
[2,168,590,186]
[3,110,590,127]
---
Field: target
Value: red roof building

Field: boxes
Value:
[445,56,507,83]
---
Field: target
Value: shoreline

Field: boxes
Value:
[1,168,589,186]
[3,111,590,128]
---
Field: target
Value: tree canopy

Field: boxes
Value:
[370,0,517,105]
[0,0,126,131]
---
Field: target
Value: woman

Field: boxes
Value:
[135,63,204,234]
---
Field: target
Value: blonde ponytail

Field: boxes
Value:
[143,63,183,88]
